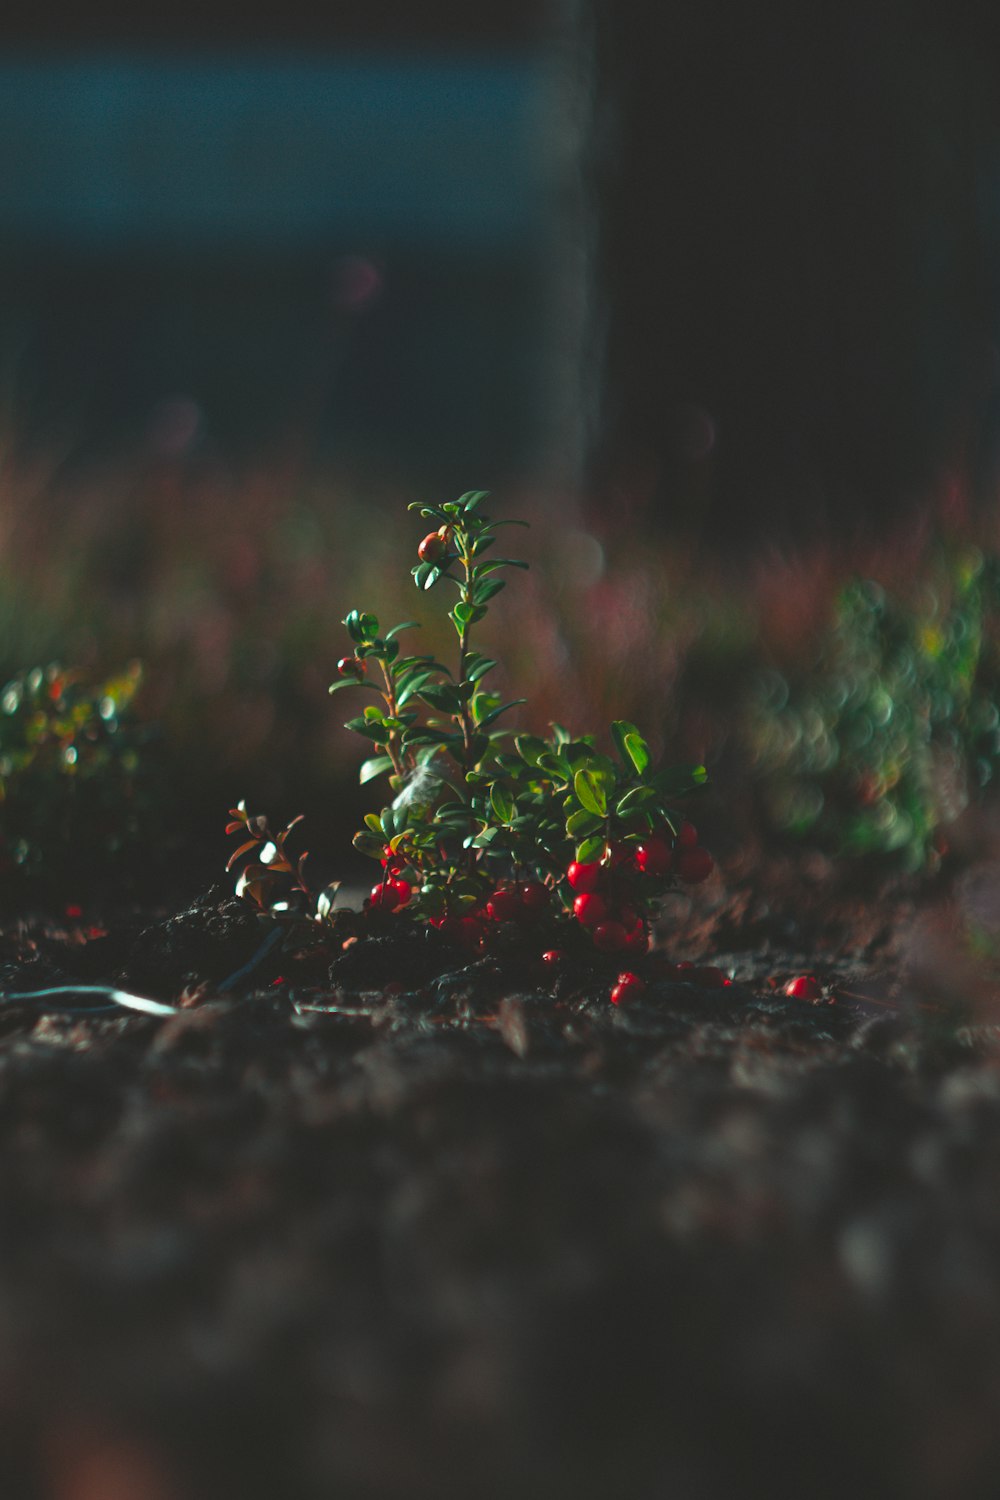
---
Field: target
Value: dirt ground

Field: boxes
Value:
[3,853,1000,1499]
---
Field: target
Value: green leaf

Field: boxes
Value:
[514,735,548,767]
[353,830,385,856]
[396,671,438,708]
[402,728,459,747]
[344,610,364,643]
[466,826,500,848]
[407,501,449,521]
[359,755,394,785]
[459,489,491,511]
[611,720,644,769]
[386,620,421,641]
[472,579,506,606]
[616,785,657,817]
[477,698,526,729]
[567,807,603,837]
[490,782,516,823]
[344,715,386,742]
[475,559,529,575]
[624,733,651,776]
[466,655,497,684]
[417,683,463,713]
[359,613,379,640]
[380,807,397,838]
[328,678,379,695]
[574,767,608,817]
[364,813,383,834]
[576,835,606,863]
[453,600,476,627]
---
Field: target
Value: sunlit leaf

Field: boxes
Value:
[623,732,650,775]
[490,782,516,823]
[567,807,603,837]
[574,767,607,817]
[359,755,394,785]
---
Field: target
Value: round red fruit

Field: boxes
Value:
[567,860,604,893]
[675,846,714,883]
[541,949,564,968]
[519,881,550,912]
[675,820,698,849]
[635,837,672,877]
[784,974,822,1001]
[337,655,366,678]
[418,532,447,564]
[388,877,411,906]
[486,888,522,923]
[611,972,646,1006]
[593,920,629,952]
[369,882,402,911]
[573,892,609,927]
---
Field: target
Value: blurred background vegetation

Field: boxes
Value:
[5,0,1000,889]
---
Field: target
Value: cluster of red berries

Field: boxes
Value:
[367,851,413,912]
[566,821,713,955]
[430,880,552,953]
[367,853,553,955]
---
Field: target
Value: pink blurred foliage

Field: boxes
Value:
[3,439,1000,816]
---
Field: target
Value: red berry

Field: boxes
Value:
[519,881,550,912]
[784,975,822,1001]
[337,655,366,678]
[573,892,609,927]
[675,846,714,883]
[611,972,646,1006]
[486,888,522,923]
[567,861,604,893]
[635,837,672,877]
[380,850,406,872]
[418,532,447,564]
[541,949,564,967]
[388,877,411,906]
[593,920,629,952]
[675,820,698,849]
[369,882,402,911]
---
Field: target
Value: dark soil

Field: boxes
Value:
[3,855,1000,1499]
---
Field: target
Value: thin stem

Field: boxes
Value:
[456,536,479,872]
[378,659,415,779]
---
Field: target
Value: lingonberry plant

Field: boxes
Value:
[228,490,713,959]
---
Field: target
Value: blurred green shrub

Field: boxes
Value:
[746,551,1000,869]
[0,660,157,889]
